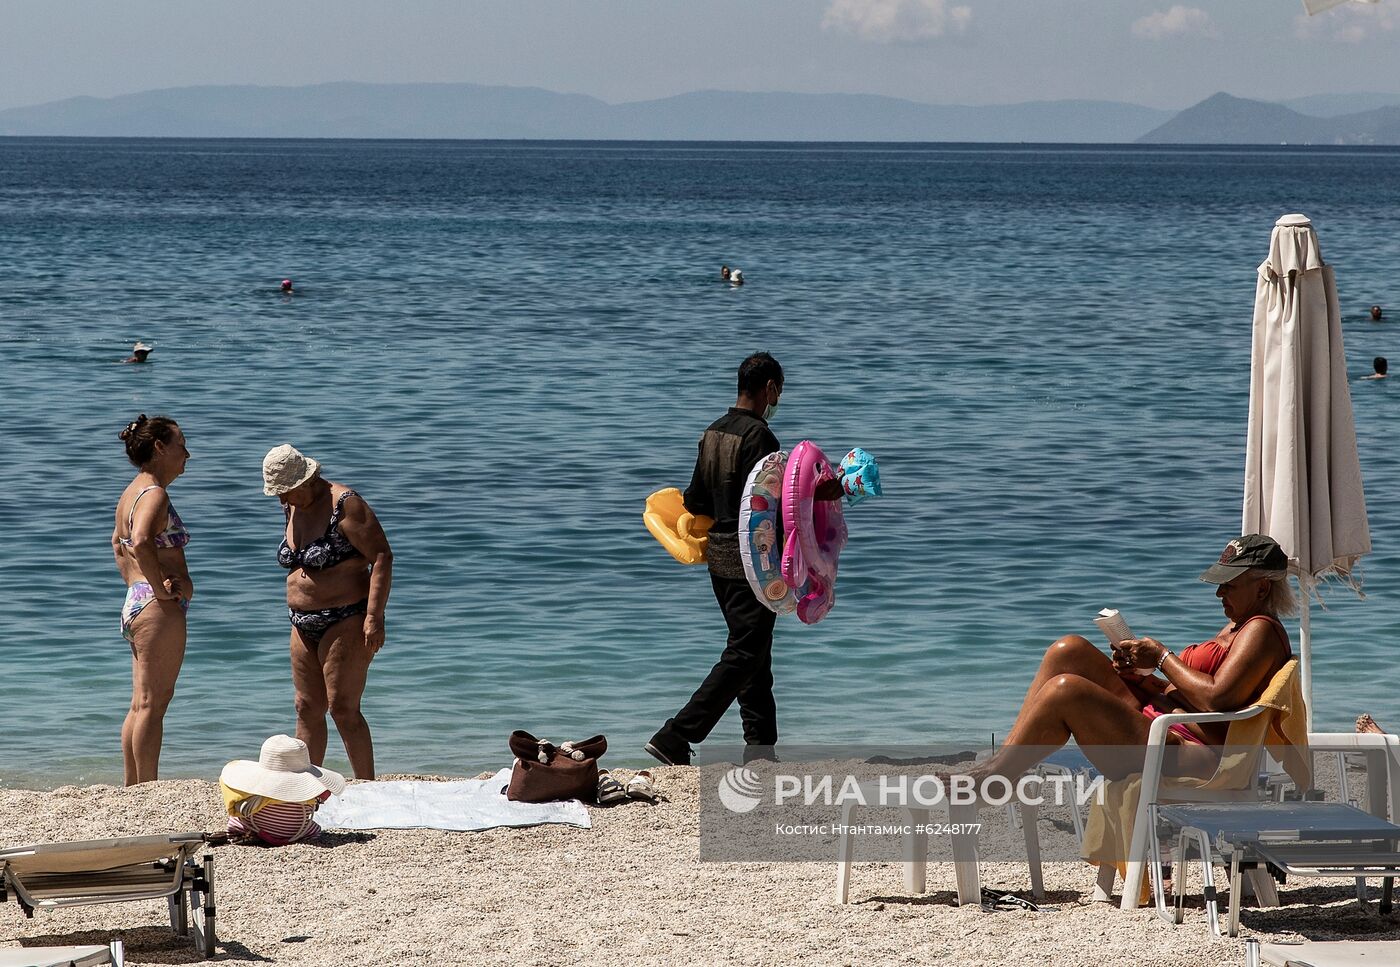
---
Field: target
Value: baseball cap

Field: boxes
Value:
[1199,534,1289,584]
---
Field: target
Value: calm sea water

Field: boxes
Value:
[2,139,1398,788]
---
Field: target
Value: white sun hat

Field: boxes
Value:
[132,342,153,353]
[220,734,346,801]
[262,444,322,496]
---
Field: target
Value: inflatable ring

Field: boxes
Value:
[780,441,848,624]
[643,487,713,565]
[739,451,804,614]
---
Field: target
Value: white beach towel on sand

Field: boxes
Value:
[317,768,591,831]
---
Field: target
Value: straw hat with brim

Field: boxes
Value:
[133,342,153,353]
[263,444,321,496]
[220,734,346,801]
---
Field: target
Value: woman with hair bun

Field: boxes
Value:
[111,414,192,785]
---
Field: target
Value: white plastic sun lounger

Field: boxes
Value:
[1153,801,1400,937]
[0,942,124,967]
[0,834,213,959]
[1245,938,1400,966]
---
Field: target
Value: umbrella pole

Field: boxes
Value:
[1299,573,1314,733]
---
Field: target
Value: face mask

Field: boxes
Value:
[763,397,779,421]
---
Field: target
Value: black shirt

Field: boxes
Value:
[683,407,781,536]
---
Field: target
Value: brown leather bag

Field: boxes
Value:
[506,731,607,803]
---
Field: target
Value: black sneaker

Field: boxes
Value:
[644,733,693,767]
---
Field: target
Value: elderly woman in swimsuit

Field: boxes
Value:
[112,415,192,785]
[965,534,1296,783]
[263,445,392,780]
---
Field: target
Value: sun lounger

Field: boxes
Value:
[1153,801,1400,937]
[1245,938,1400,966]
[834,780,1045,906]
[0,942,124,966]
[0,834,214,959]
[1035,747,1098,847]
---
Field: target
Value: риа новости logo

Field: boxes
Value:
[716,767,763,813]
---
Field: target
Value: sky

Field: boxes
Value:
[1,0,1397,112]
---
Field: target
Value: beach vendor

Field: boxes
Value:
[957,534,1297,785]
[220,735,346,845]
[646,353,785,766]
[263,444,393,780]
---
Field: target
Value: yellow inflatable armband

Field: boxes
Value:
[644,487,713,565]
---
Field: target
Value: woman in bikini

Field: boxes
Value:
[263,444,392,780]
[112,415,192,785]
[965,534,1296,783]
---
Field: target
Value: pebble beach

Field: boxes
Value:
[2,767,1395,966]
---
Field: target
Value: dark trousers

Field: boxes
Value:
[662,572,778,747]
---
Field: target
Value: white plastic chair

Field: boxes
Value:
[1103,702,1281,910]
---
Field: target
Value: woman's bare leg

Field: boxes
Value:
[1001,636,1139,747]
[971,675,1219,781]
[123,600,186,785]
[321,616,376,779]
[291,628,330,765]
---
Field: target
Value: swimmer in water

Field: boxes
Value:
[1372,305,1384,321]
[123,342,153,364]
[281,279,294,294]
[721,265,731,282]
[1363,356,1388,380]
[730,268,744,287]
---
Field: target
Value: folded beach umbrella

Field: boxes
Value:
[1301,0,1380,15]
[1242,213,1370,729]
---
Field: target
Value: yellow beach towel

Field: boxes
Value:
[1082,659,1310,882]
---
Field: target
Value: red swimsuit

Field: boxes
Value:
[1141,614,1289,746]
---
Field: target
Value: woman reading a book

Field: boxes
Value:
[965,534,1295,782]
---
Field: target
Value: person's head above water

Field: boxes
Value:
[1375,357,1388,376]
[721,265,731,280]
[736,351,782,419]
[1372,305,1384,321]
[280,279,293,293]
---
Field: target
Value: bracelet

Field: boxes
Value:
[1155,649,1170,671]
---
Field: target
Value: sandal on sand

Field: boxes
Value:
[597,770,628,805]
[626,770,660,803]
[980,887,1040,912]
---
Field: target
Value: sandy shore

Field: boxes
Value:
[1,768,1395,966]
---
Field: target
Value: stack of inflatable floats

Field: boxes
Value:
[643,444,881,624]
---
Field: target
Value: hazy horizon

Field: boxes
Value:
[2,1,1398,114]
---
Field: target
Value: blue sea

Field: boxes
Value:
[2,139,1398,788]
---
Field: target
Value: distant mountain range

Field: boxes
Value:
[1,83,1398,144]
[1138,92,1400,145]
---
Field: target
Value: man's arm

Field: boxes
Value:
[682,436,712,516]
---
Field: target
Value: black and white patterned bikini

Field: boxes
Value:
[279,490,368,647]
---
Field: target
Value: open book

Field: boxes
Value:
[1094,608,1152,676]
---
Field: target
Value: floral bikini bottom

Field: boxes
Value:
[121,582,190,643]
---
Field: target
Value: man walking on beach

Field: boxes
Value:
[646,352,784,767]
